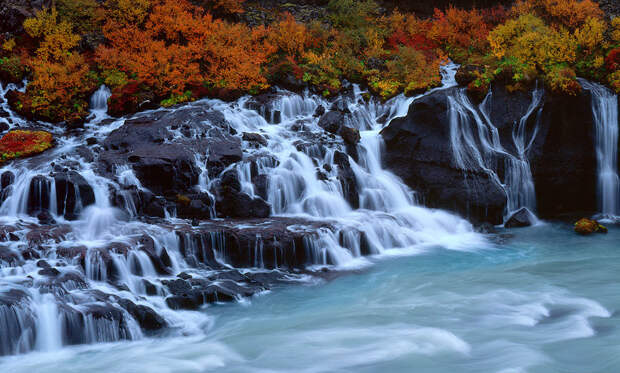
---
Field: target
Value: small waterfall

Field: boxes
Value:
[579,80,619,219]
[89,85,111,121]
[448,85,543,221]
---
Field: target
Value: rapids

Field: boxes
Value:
[0,61,618,373]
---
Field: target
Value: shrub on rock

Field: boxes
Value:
[0,130,53,162]
[574,218,607,235]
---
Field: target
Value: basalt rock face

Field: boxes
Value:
[381,87,507,224]
[381,80,600,223]
[530,90,597,219]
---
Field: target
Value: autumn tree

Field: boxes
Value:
[97,0,273,107]
[20,7,97,122]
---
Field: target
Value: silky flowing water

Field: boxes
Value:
[0,63,618,372]
[0,224,618,372]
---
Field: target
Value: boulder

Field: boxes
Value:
[100,106,241,194]
[53,171,96,219]
[242,132,268,147]
[334,151,359,209]
[117,299,166,332]
[27,175,52,215]
[339,126,361,146]
[504,208,536,228]
[318,111,344,134]
[216,170,271,218]
[574,218,608,235]
[245,93,282,124]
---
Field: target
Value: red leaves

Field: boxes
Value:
[0,130,53,161]
[387,30,437,52]
[606,48,620,72]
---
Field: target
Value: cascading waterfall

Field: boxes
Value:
[448,84,544,222]
[89,85,112,122]
[0,63,488,357]
[579,80,619,219]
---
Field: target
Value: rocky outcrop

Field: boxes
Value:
[381,79,601,223]
[505,207,536,228]
[530,90,598,219]
[381,87,507,224]
[53,171,96,220]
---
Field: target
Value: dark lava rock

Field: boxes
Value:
[313,105,326,118]
[216,170,271,219]
[53,171,96,219]
[245,93,283,124]
[118,299,167,332]
[1,171,14,189]
[37,210,56,225]
[242,132,268,147]
[339,126,361,146]
[27,176,52,215]
[175,218,336,269]
[334,151,359,209]
[318,111,344,134]
[531,87,598,219]
[100,107,241,194]
[504,208,536,228]
[0,288,35,356]
[38,267,60,277]
[381,87,507,224]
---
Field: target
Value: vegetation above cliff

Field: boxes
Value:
[0,0,619,123]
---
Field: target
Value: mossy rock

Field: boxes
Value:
[0,130,53,162]
[574,218,608,235]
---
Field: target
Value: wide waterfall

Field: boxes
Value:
[0,65,488,356]
[580,80,619,220]
[448,85,543,223]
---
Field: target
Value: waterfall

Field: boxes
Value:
[448,85,543,222]
[0,63,489,357]
[579,80,619,219]
[89,85,112,121]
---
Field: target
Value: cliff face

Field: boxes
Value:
[381,81,603,224]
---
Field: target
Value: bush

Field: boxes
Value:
[0,130,53,162]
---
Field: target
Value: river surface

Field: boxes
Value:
[1,223,618,373]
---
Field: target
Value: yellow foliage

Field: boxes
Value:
[2,38,16,52]
[268,13,309,59]
[105,0,151,25]
[24,7,80,62]
[612,18,620,44]
[511,0,603,30]
[488,14,577,71]
[574,16,607,52]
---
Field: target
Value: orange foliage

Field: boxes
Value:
[22,7,97,121]
[268,13,310,59]
[429,7,491,53]
[97,0,273,98]
[511,0,603,29]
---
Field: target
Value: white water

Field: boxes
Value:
[448,85,543,221]
[0,66,619,372]
[0,64,489,357]
[579,80,619,220]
